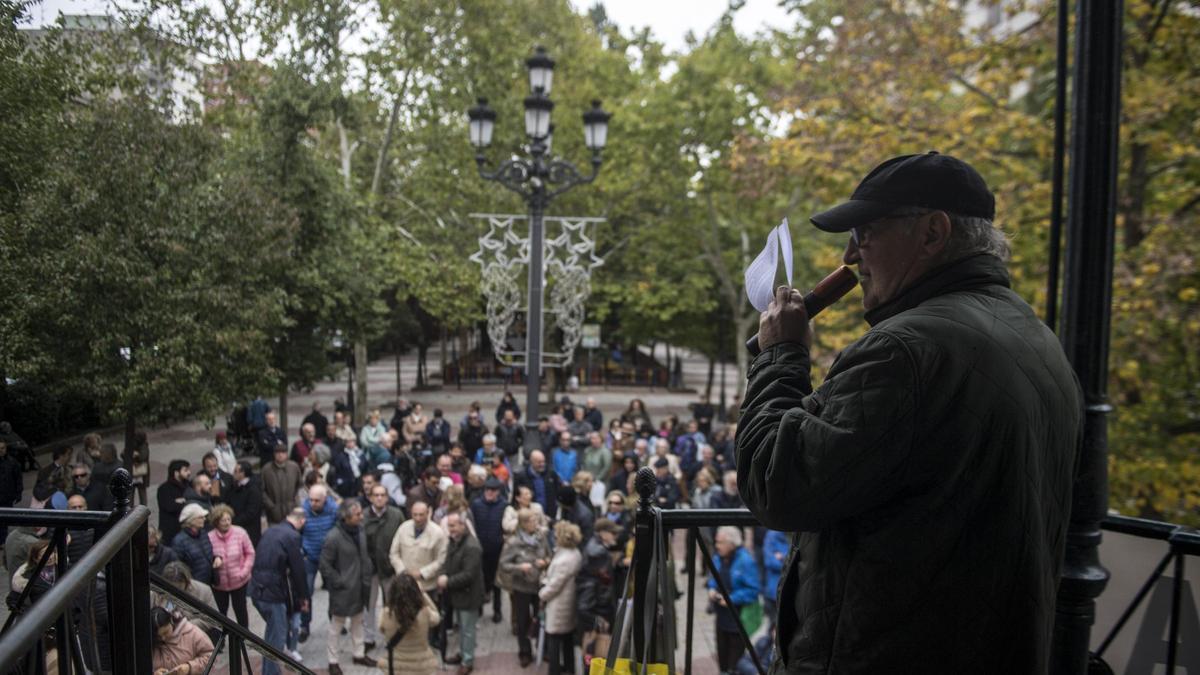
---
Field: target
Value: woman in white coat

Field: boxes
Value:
[539,520,583,675]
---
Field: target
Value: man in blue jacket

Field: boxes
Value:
[299,484,338,642]
[249,508,308,673]
[708,526,760,675]
[469,477,508,623]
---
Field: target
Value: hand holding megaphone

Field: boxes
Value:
[746,265,858,356]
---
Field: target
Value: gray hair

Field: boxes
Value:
[946,213,1010,262]
[716,526,743,547]
[338,499,362,521]
[894,207,1010,262]
[482,433,496,444]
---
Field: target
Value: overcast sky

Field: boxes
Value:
[27,0,797,54]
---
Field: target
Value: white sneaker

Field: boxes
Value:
[288,649,303,662]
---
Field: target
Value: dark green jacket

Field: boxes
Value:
[363,504,405,580]
[737,254,1081,675]
[443,533,485,610]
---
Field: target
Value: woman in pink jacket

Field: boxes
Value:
[206,504,255,627]
[151,607,214,675]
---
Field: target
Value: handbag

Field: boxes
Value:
[589,509,677,675]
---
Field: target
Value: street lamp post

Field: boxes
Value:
[468,46,611,451]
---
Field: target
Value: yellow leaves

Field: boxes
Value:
[1179,287,1199,303]
[1117,359,1141,380]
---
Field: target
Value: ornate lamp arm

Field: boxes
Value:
[477,156,534,199]
[546,154,603,199]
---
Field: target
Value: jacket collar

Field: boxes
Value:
[863,254,1010,326]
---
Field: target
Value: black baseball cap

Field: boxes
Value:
[810,152,995,233]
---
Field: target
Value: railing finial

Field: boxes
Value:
[636,466,655,512]
[109,466,132,515]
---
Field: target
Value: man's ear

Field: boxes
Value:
[920,210,953,259]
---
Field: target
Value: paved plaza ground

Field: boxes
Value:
[2,345,747,674]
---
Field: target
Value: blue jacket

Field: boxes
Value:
[676,433,703,479]
[172,527,215,584]
[248,520,308,611]
[329,448,366,499]
[300,498,338,563]
[708,546,760,633]
[762,530,789,601]
[551,448,578,484]
[469,495,508,553]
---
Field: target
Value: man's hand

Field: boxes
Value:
[300,599,309,613]
[758,285,812,352]
[520,562,533,573]
[437,574,449,590]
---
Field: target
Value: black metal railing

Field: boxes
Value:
[0,468,152,674]
[631,466,767,675]
[150,570,316,675]
[1091,513,1200,674]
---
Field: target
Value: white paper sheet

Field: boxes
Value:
[744,219,794,312]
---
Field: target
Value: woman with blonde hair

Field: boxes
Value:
[206,504,255,627]
[540,521,583,675]
[360,409,389,450]
[436,484,476,537]
[498,508,551,667]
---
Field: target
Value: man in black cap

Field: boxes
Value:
[736,152,1082,674]
[469,477,508,623]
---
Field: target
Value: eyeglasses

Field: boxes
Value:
[73,473,89,479]
[850,211,930,248]
[608,500,624,506]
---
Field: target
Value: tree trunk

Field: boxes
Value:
[354,341,368,426]
[279,385,289,439]
[735,312,757,400]
[395,349,403,400]
[1122,142,1150,250]
[123,413,137,471]
[439,327,447,380]
[705,357,715,399]
[417,345,427,388]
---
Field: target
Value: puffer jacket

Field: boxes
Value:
[300,498,338,564]
[172,527,215,584]
[469,495,507,554]
[151,618,213,674]
[737,254,1082,675]
[207,525,255,591]
[538,547,582,635]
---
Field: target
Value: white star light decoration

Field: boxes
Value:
[470,213,604,368]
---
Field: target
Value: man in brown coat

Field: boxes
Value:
[261,444,302,524]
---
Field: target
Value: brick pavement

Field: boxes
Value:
[3,345,749,674]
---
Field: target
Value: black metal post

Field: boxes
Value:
[53,526,71,675]
[229,634,243,675]
[1167,551,1184,673]
[684,527,697,675]
[525,177,548,451]
[1052,0,1123,673]
[632,467,657,663]
[1045,0,1070,330]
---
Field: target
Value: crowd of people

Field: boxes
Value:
[2,392,782,675]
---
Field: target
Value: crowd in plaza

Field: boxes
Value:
[1,392,787,675]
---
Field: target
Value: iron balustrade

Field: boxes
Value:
[631,466,767,675]
[1092,514,1200,674]
[0,467,152,674]
[149,570,315,675]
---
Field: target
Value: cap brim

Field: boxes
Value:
[810,200,897,233]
